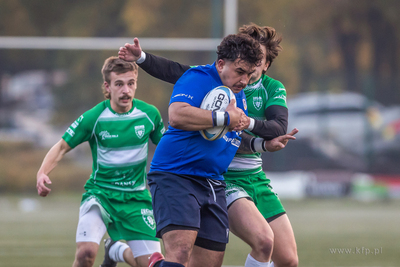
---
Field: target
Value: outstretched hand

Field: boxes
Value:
[264,128,299,152]
[118,37,142,62]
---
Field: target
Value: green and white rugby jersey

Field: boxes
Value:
[228,74,288,174]
[62,99,165,192]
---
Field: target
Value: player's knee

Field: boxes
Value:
[75,246,97,266]
[172,245,192,264]
[283,254,299,267]
[276,252,298,267]
[253,233,274,256]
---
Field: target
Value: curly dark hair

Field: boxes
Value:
[101,56,138,99]
[216,33,263,67]
[239,23,282,69]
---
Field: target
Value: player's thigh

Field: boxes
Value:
[76,204,107,244]
[189,245,225,267]
[228,198,273,246]
[269,214,298,265]
[253,174,286,219]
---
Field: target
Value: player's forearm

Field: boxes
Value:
[236,132,256,154]
[37,139,71,176]
[169,103,213,131]
[139,52,190,84]
[250,105,288,140]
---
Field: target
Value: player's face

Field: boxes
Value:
[104,71,138,113]
[249,45,269,84]
[217,58,256,94]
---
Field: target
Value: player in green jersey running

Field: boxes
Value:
[36,57,165,267]
[119,24,298,267]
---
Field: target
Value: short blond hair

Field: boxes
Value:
[101,56,138,99]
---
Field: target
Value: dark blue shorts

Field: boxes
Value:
[147,171,229,244]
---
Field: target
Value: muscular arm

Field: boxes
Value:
[169,102,213,131]
[36,139,72,197]
[169,99,243,131]
[251,105,288,140]
[139,52,191,84]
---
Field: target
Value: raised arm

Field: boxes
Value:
[119,37,190,84]
[36,139,72,197]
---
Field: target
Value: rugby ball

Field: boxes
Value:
[199,86,236,141]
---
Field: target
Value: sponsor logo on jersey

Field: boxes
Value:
[135,125,145,139]
[274,95,287,102]
[67,115,84,136]
[222,135,241,147]
[172,93,194,100]
[67,128,75,137]
[243,98,247,110]
[99,130,119,140]
[141,209,156,230]
[275,88,286,92]
[113,181,136,186]
[253,96,263,111]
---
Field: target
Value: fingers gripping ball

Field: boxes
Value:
[199,86,236,141]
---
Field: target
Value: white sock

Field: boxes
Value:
[109,241,129,262]
[245,254,270,267]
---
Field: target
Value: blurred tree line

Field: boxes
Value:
[0,0,399,126]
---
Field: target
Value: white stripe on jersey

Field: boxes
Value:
[97,142,148,167]
[228,155,262,171]
[98,108,156,130]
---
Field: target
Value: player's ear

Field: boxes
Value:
[216,59,225,72]
[104,81,111,92]
[264,61,270,72]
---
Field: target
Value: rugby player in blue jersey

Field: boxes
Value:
[144,33,262,267]
[119,24,298,267]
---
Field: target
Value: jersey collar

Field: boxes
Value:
[105,99,136,116]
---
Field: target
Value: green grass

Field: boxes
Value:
[0,194,399,267]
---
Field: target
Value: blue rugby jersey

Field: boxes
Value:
[150,63,247,180]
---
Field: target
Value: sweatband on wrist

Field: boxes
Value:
[247,118,255,131]
[136,51,146,64]
[224,112,230,126]
[253,138,267,153]
[212,111,228,127]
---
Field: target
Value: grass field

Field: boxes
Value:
[0,193,399,267]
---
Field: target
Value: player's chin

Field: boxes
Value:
[231,86,245,93]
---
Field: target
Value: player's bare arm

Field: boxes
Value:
[118,37,142,62]
[169,99,242,131]
[36,139,72,197]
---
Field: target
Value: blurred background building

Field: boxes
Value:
[0,0,399,199]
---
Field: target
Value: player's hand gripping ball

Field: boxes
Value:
[199,86,236,141]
